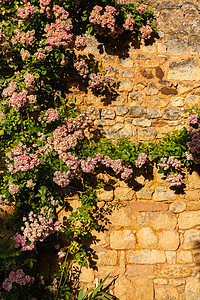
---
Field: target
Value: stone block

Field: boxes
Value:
[116,106,129,116]
[169,202,186,213]
[185,278,200,300]
[177,251,193,263]
[162,108,180,120]
[166,251,176,264]
[118,80,133,92]
[159,231,180,250]
[114,187,135,201]
[150,212,177,230]
[171,97,184,107]
[101,108,116,120]
[109,207,131,227]
[136,188,152,200]
[132,118,151,127]
[119,124,133,137]
[185,95,199,107]
[126,264,154,277]
[137,227,158,249]
[182,229,200,249]
[129,201,168,212]
[128,106,147,118]
[123,70,134,78]
[110,230,136,250]
[188,171,200,189]
[97,249,117,266]
[115,277,153,300]
[129,93,146,104]
[168,58,200,81]
[178,211,200,229]
[79,267,94,283]
[119,57,134,68]
[153,186,177,201]
[168,38,189,55]
[138,127,157,141]
[147,83,158,95]
[97,186,114,202]
[127,250,166,264]
[155,286,178,300]
[154,265,192,278]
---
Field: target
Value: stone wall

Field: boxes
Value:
[64,1,200,299]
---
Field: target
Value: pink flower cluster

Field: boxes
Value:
[53,170,72,187]
[46,278,58,292]
[75,35,86,49]
[20,48,30,60]
[45,19,73,47]
[88,73,111,88]
[11,29,35,47]
[2,81,18,97]
[187,128,200,164]
[40,0,51,17]
[74,59,89,78]
[6,142,41,173]
[158,156,182,170]
[24,72,35,89]
[17,2,37,22]
[2,269,34,292]
[10,92,28,111]
[139,25,153,39]
[123,14,135,31]
[14,208,62,249]
[135,153,147,168]
[89,5,123,38]
[53,5,69,20]
[34,48,46,62]
[165,173,183,186]
[38,108,60,123]
[137,4,147,13]
[101,155,133,179]
[8,182,20,195]
[12,232,35,251]
[188,109,199,124]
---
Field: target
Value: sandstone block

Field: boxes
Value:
[109,207,131,227]
[171,97,184,107]
[188,171,200,189]
[128,106,147,118]
[126,264,154,277]
[129,93,146,104]
[116,106,129,116]
[97,249,117,266]
[178,211,200,229]
[147,83,159,95]
[155,286,178,300]
[162,108,180,120]
[168,58,200,81]
[123,70,134,78]
[185,95,199,107]
[136,188,152,200]
[119,57,134,68]
[118,80,133,92]
[159,231,180,250]
[115,277,153,300]
[138,127,157,141]
[101,108,116,120]
[185,278,200,300]
[87,107,100,120]
[110,230,136,250]
[154,265,192,278]
[97,187,114,202]
[137,227,158,249]
[168,38,188,55]
[169,202,186,213]
[79,267,94,283]
[119,124,133,137]
[182,229,200,249]
[166,251,176,264]
[114,187,135,201]
[177,251,193,263]
[132,118,151,127]
[129,201,168,211]
[150,212,177,230]
[153,186,177,201]
[127,250,166,264]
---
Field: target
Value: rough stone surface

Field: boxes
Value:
[162,108,180,120]
[79,267,94,283]
[178,211,200,229]
[155,285,178,300]
[154,265,192,278]
[127,250,166,264]
[150,212,177,230]
[136,188,152,200]
[114,187,135,201]
[138,127,157,141]
[168,58,200,81]
[128,106,147,118]
[177,251,193,264]
[153,187,177,201]
[159,231,180,250]
[101,109,116,119]
[97,187,114,202]
[116,106,129,116]
[169,202,186,213]
[110,230,136,250]
[137,227,158,249]
[185,278,200,300]
[132,118,151,127]
[182,229,200,249]
[109,207,131,227]
[118,80,133,92]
